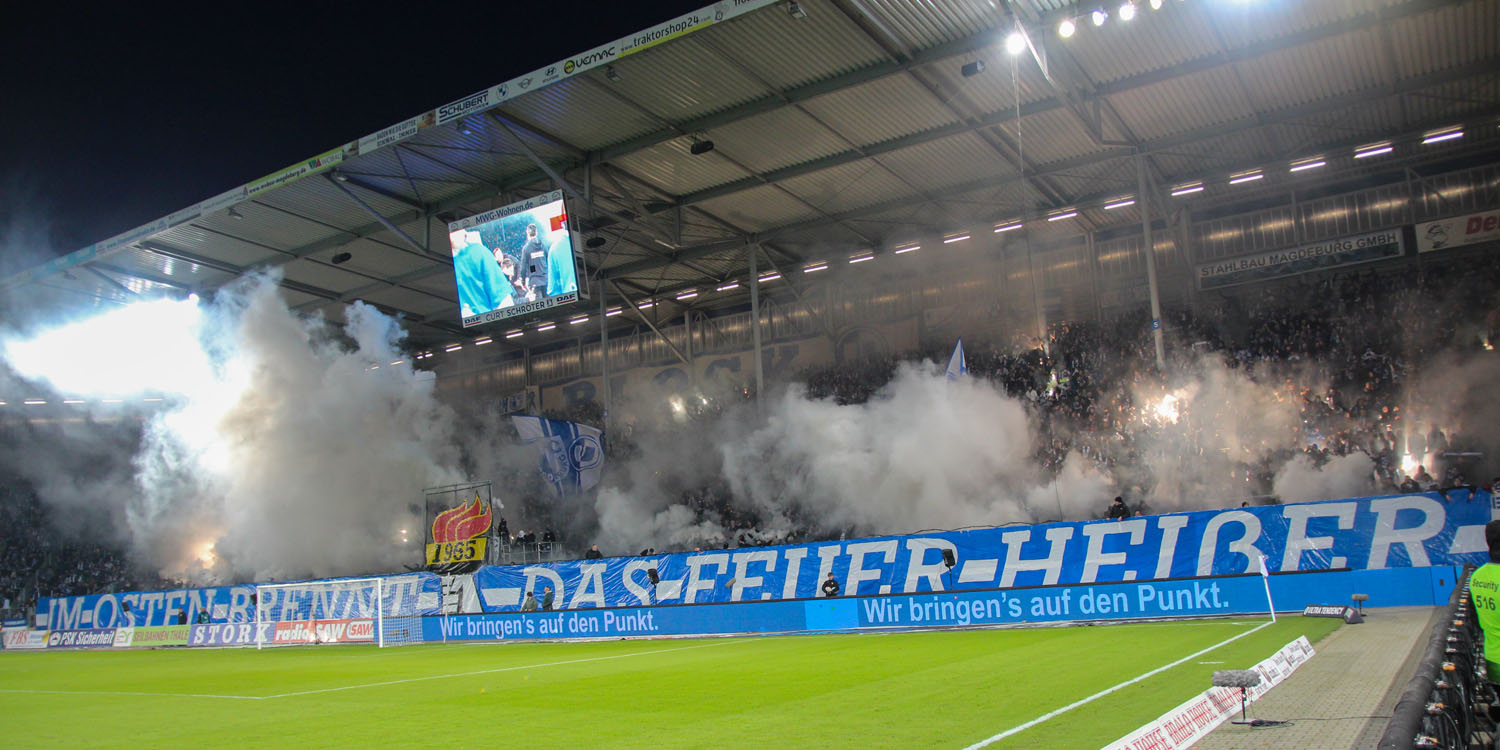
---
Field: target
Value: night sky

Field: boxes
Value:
[0,0,706,275]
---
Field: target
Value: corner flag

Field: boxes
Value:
[946,339,967,381]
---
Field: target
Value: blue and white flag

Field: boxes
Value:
[511,416,605,496]
[945,338,967,381]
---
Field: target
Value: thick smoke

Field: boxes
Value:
[1,274,464,583]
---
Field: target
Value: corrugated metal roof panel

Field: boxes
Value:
[873,131,1019,193]
[697,0,892,90]
[995,107,1114,167]
[105,245,234,287]
[603,36,774,121]
[1060,3,1225,87]
[1106,66,1258,141]
[777,159,916,215]
[706,106,853,173]
[693,183,823,232]
[1207,0,1375,48]
[1402,72,1500,125]
[149,224,285,268]
[915,53,1063,117]
[498,78,664,152]
[1234,30,1388,112]
[1389,0,1500,77]
[252,176,417,237]
[858,0,1004,51]
[611,137,755,196]
[800,73,958,146]
[281,258,383,296]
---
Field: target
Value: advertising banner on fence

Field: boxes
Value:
[1197,229,1406,289]
[2,629,49,650]
[112,626,190,648]
[47,628,116,648]
[42,572,440,632]
[272,618,375,645]
[188,622,274,647]
[1417,208,1500,253]
[1105,636,1316,750]
[472,492,1489,612]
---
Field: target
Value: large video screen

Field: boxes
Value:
[448,190,587,327]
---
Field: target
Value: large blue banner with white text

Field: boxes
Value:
[470,491,1490,612]
[40,572,442,631]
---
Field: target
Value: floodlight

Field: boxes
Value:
[994,222,1023,232]
[1119,2,1136,21]
[1047,210,1079,221]
[1150,0,1163,8]
[1005,31,1026,55]
[1092,9,1108,26]
[1059,18,1076,38]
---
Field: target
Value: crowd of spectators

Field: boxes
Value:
[4,256,1498,597]
[0,477,178,615]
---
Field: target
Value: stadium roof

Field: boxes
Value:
[7,0,1499,351]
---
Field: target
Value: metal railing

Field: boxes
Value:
[1378,565,1496,749]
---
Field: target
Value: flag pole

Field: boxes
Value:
[1257,554,1276,623]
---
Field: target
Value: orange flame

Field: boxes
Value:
[431,495,492,543]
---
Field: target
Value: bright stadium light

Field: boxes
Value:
[1229,170,1264,185]
[675,290,699,300]
[716,281,740,292]
[803,262,829,272]
[1092,9,1108,26]
[570,315,590,324]
[1059,18,1076,38]
[894,244,920,254]
[1104,197,1136,210]
[1047,210,1079,222]
[759,272,781,282]
[943,233,971,244]
[1119,2,1136,21]
[849,253,875,264]
[536,322,557,332]
[1289,157,1325,173]
[1171,182,1205,197]
[606,307,624,316]
[994,222,1023,233]
[1005,31,1026,55]
[1422,126,1463,144]
[506,329,525,338]
[1150,0,1163,8]
[1354,141,1393,159]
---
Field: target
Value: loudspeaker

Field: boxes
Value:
[648,568,660,585]
[942,549,957,569]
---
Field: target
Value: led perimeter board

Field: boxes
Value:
[447,190,587,327]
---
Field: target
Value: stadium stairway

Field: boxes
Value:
[1192,606,1438,749]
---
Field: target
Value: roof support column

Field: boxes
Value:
[749,244,764,413]
[1137,154,1165,373]
[599,285,610,433]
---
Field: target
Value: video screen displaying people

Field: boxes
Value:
[448,190,583,327]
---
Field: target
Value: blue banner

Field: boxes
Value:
[46,628,116,649]
[40,572,441,631]
[471,491,1490,612]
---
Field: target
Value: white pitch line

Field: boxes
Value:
[960,619,1274,750]
[0,688,262,700]
[262,639,740,699]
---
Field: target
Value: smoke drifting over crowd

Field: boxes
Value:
[2,275,463,583]
[2,263,1495,588]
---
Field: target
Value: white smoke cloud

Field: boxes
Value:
[1272,452,1376,504]
[2,274,464,583]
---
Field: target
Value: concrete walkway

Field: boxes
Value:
[1192,606,1439,750]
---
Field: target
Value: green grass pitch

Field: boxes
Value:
[0,616,1342,748]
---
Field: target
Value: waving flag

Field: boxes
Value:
[511,416,605,496]
[945,338,967,381]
